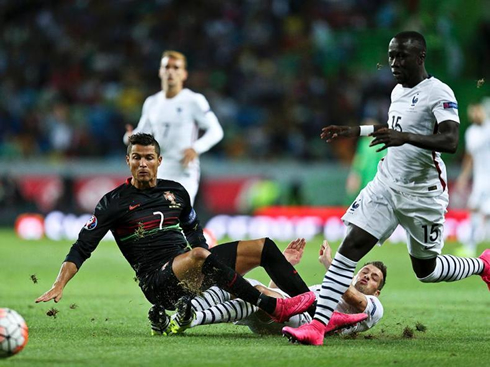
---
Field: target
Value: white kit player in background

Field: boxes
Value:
[455,103,490,256]
[283,31,490,346]
[124,50,223,204]
[168,239,384,337]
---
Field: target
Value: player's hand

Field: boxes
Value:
[319,240,332,269]
[369,128,407,152]
[321,126,359,142]
[35,286,63,303]
[181,148,198,167]
[125,124,134,136]
[283,238,306,266]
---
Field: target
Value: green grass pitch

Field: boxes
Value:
[0,228,489,367]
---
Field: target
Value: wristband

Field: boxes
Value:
[359,125,374,136]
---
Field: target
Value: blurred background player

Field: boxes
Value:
[124,51,223,205]
[169,239,385,337]
[455,103,490,257]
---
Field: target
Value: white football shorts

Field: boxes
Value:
[342,176,449,259]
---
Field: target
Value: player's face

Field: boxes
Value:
[159,57,187,88]
[354,264,383,296]
[388,38,424,87]
[126,144,162,188]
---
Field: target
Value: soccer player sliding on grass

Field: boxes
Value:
[35,133,318,333]
[168,239,385,337]
[284,31,490,346]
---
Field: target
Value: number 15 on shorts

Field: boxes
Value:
[422,224,439,243]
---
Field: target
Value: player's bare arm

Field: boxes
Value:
[321,124,389,142]
[35,261,78,303]
[370,119,459,153]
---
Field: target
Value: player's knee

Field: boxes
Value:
[189,247,210,262]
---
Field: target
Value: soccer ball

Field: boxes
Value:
[0,308,28,358]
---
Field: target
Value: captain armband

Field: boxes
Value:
[359,125,375,136]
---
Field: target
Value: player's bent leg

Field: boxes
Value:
[314,226,377,325]
[173,245,315,322]
[413,254,485,285]
[286,225,377,346]
[234,238,265,274]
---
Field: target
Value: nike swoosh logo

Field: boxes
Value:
[129,204,140,210]
[423,245,436,250]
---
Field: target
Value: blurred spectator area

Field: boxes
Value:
[0,159,467,226]
[0,0,489,163]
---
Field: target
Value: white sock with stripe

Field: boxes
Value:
[190,299,257,327]
[418,255,484,282]
[191,287,231,312]
[314,252,357,325]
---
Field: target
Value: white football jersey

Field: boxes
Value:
[127,88,223,177]
[377,76,460,196]
[309,285,383,335]
[465,120,490,193]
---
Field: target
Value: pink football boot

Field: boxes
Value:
[271,291,316,323]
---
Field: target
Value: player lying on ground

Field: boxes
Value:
[35,133,315,331]
[167,239,385,337]
[284,31,490,346]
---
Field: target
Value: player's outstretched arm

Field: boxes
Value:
[370,120,459,153]
[321,126,360,142]
[35,261,78,303]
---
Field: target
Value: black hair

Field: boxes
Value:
[394,31,427,52]
[127,133,161,156]
[362,261,387,291]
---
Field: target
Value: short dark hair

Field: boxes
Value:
[127,133,161,156]
[363,261,387,291]
[394,31,427,52]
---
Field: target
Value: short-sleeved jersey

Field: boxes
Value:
[309,284,383,334]
[465,120,490,192]
[132,89,223,177]
[65,179,207,281]
[377,76,460,196]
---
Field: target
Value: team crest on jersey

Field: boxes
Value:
[349,199,361,212]
[164,191,180,208]
[84,215,98,230]
[411,94,419,106]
